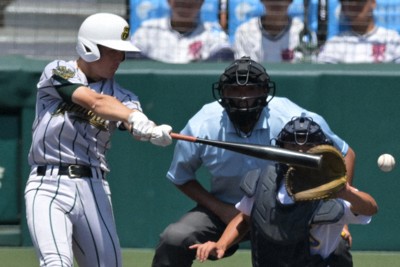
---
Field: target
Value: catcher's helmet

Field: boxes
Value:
[212,56,276,137]
[76,13,140,62]
[276,115,333,147]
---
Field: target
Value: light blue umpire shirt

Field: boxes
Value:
[167,96,349,204]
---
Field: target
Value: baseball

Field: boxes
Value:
[377,154,395,172]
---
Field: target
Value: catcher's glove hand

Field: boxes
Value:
[285,145,347,201]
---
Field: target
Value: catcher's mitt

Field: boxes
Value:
[285,145,347,201]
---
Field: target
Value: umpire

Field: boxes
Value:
[152,57,356,267]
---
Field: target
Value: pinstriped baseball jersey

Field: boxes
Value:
[28,59,142,172]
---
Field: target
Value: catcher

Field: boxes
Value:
[190,116,378,267]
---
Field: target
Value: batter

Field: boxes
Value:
[24,13,172,267]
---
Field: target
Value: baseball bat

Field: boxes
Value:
[170,133,322,169]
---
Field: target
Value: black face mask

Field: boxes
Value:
[222,95,267,137]
[276,116,333,147]
[213,57,276,137]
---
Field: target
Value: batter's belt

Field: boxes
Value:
[37,165,94,178]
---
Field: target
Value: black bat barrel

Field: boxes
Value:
[196,138,322,169]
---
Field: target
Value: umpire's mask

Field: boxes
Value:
[212,56,276,137]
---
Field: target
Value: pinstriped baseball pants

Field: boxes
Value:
[25,166,122,267]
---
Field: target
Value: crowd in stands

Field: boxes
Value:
[128,0,400,63]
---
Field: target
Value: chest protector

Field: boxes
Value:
[240,165,344,267]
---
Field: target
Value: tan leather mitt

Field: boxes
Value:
[285,145,347,201]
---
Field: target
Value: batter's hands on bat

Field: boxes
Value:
[150,124,173,147]
[189,241,226,263]
[128,111,156,141]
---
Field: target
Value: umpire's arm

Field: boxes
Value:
[344,147,356,185]
[176,180,240,225]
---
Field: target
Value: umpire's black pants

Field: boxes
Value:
[151,205,242,267]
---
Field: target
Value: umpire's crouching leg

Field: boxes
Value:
[151,206,239,267]
[152,222,197,267]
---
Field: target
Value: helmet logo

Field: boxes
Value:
[121,26,130,40]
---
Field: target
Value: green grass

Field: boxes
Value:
[1,247,400,267]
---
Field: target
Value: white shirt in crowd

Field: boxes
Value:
[131,17,232,63]
[233,17,304,63]
[317,26,400,63]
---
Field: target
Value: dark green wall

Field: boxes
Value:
[1,56,399,251]
[0,113,20,223]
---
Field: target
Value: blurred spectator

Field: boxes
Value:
[233,0,305,63]
[219,0,228,31]
[317,0,400,63]
[130,0,233,63]
[0,0,12,26]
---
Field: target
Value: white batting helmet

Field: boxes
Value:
[76,13,140,62]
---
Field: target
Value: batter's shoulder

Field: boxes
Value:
[42,60,79,82]
[44,59,76,70]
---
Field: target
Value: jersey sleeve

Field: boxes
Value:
[166,134,202,185]
[341,200,372,225]
[38,60,86,101]
[235,195,254,216]
[40,60,85,88]
[54,84,81,104]
[166,103,219,185]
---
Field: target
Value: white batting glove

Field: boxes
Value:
[150,124,173,147]
[128,112,156,141]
